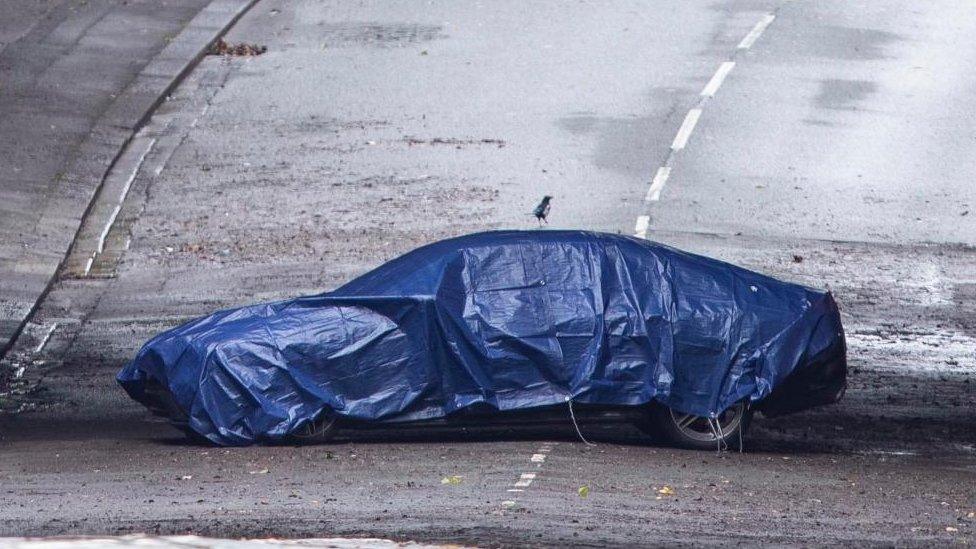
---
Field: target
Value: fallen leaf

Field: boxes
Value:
[208,38,267,56]
[441,475,462,485]
[658,486,675,496]
[578,486,590,498]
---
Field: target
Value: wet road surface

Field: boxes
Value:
[1,0,975,546]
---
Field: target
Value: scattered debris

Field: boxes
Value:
[946,526,958,533]
[657,486,675,496]
[404,137,505,148]
[578,486,590,498]
[962,211,969,216]
[792,254,804,263]
[441,475,462,485]
[209,38,267,56]
[249,469,269,475]
[178,475,192,481]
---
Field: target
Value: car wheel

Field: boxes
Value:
[640,402,752,451]
[142,379,187,421]
[290,410,340,442]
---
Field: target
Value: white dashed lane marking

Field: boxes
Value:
[501,443,556,509]
[645,167,671,202]
[634,215,650,239]
[700,61,736,97]
[670,108,702,151]
[737,14,776,50]
[514,472,537,487]
[635,12,777,236]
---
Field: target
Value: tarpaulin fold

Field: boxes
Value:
[118,230,846,445]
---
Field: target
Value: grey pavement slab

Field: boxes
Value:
[0,0,258,361]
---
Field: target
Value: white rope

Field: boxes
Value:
[567,398,597,446]
[707,417,726,453]
[716,415,728,452]
[707,418,718,453]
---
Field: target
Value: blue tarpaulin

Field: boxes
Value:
[118,230,846,445]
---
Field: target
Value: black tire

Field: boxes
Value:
[288,410,340,443]
[142,379,188,422]
[638,402,752,451]
[141,380,213,443]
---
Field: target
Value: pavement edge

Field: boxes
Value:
[0,0,260,386]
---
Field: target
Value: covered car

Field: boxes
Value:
[118,230,846,447]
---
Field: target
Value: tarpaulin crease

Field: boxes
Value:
[118,231,846,445]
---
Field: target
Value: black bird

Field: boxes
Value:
[533,195,553,225]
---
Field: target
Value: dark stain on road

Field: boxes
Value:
[814,78,878,110]
[802,25,902,61]
[315,22,446,48]
[557,87,691,177]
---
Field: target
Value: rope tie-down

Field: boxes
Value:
[567,397,597,447]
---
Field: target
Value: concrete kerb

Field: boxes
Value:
[0,0,259,369]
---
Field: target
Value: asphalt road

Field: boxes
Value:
[2,0,975,546]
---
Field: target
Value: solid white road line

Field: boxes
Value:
[700,61,736,97]
[645,167,672,202]
[671,109,702,151]
[634,215,650,239]
[82,254,95,276]
[118,138,155,203]
[96,204,123,254]
[737,14,775,50]
[33,323,58,354]
[91,137,156,263]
